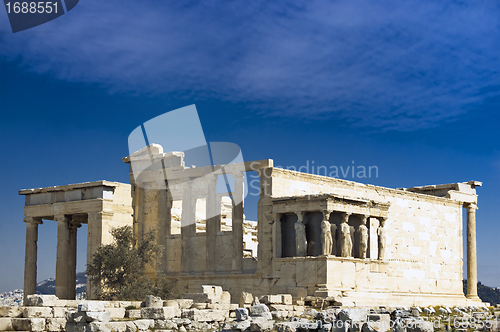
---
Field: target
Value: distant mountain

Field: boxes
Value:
[463,280,500,305]
[36,272,86,295]
[0,272,87,306]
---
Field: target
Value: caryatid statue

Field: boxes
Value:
[358,215,369,259]
[340,212,352,257]
[377,218,387,260]
[294,212,307,257]
[320,210,333,256]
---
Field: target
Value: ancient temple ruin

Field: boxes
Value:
[19,144,483,307]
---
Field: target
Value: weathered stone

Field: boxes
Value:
[105,308,125,319]
[144,307,176,319]
[23,307,53,318]
[85,312,110,323]
[46,318,67,332]
[302,308,319,318]
[12,318,46,332]
[235,308,249,321]
[280,295,293,305]
[78,303,105,313]
[26,295,60,307]
[133,319,154,331]
[124,321,137,332]
[181,309,228,322]
[192,303,208,309]
[260,295,282,304]
[338,309,369,322]
[163,300,179,309]
[364,314,390,332]
[88,322,110,332]
[269,304,293,312]
[231,320,251,331]
[175,299,193,309]
[250,304,269,316]
[240,292,253,307]
[0,306,23,318]
[0,318,14,331]
[221,291,231,305]
[406,319,433,332]
[125,310,141,319]
[275,322,298,332]
[145,295,163,308]
[249,317,274,332]
[271,311,287,319]
[53,308,66,318]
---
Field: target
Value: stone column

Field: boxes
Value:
[158,188,171,274]
[181,183,196,275]
[206,175,219,273]
[68,219,81,300]
[55,215,70,300]
[23,217,43,304]
[466,203,479,299]
[232,172,244,272]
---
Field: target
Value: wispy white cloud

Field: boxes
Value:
[1,0,500,130]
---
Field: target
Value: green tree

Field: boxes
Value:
[86,225,179,301]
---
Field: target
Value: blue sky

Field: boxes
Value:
[0,0,499,293]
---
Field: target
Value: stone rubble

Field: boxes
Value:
[1,288,500,332]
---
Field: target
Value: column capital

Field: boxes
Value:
[295,211,304,223]
[54,214,69,222]
[341,212,351,223]
[24,217,43,225]
[69,221,82,231]
[358,214,369,224]
[466,202,478,210]
[322,209,333,219]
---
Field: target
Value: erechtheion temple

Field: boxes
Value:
[19,144,484,307]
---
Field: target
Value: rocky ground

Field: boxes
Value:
[1,288,500,332]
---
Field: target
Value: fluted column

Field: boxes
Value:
[23,217,43,304]
[232,172,244,272]
[206,175,219,273]
[466,203,479,299]
[55,215,70,299]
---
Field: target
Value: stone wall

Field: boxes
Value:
[263,167,468,306]
[2,293,499,332]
